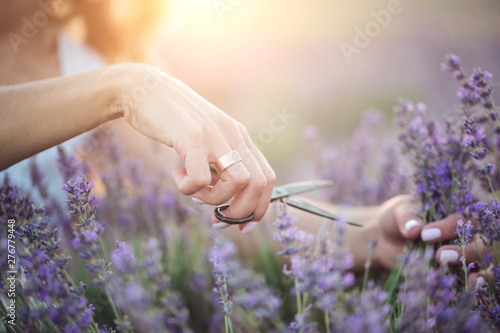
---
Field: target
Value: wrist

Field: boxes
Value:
[101,63,145,122]
[102,63,170,123]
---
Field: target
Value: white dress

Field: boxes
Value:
[1,31,107,204]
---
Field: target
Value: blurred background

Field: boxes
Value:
[148,0,500,181]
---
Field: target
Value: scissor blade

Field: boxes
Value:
[284,196,362,227]
[271,180,335,201]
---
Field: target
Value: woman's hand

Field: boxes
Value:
[0,63,275,231]
[111,64,276,230]
[370,194,490,289]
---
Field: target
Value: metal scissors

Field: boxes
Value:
[214,180,362,227]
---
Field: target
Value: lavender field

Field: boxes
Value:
[1,55,500,332]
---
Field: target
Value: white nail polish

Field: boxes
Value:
[475,277,486,290]
[404,219,421,232]
[191,197,206,204]
[421,228,442,241]
[439,250,459,264]
[241,222,258,235]
[213,222,230,229]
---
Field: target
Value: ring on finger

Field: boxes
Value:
[214,150,243,174]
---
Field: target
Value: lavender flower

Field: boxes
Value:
[209,240,235,317]
[455,220,475,282]
[1,182,94,332]
[273,203,356,332]
[470,200,500,246]
[476,282,500,330]
[273,202,312,257]
[63,175,110,286]
[111,241,137,275]
[229,264,282,326]
[396,98,474,222]
[442,54,494,110]
[108,237,192,333]
[339,282,390,333]
[398,249,437,332]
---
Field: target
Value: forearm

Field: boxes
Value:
[223,199,381,273]
[0,65,126,170]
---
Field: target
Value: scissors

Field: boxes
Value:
[214,180,362,227]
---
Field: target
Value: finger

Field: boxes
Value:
[435,235,491,265]
[172,144,212,195]
[390,194,422,240]
[469,263,497,292]
[189,127,252,204]
[193,161,250,205]
[469,270,488,291]
[421,213,466,243]
[210,144,267,231]
[209,166,220,186]
[237,125,276,221]
[212,124,275,233]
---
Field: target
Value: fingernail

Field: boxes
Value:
[191,197,206,205]
[405,219,421,232]
[475,276,486,290]
[241,221,258,235]
[439,250,459,264]
[421,228,442,241]
[213,222,230,229]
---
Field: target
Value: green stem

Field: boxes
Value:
[361,250,374,297]
[462,246,468,291]
[295,279,302,314]
[302,292,308,312]
[482,160,498,199]
[96,236,130,333]
[224,316,229,333]
[324,309,331,333]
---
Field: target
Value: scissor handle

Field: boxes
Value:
[214,205,255,225]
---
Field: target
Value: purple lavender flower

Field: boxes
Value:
[111,241,137,275]
[470,199,500,246]
[288,305,316,333]
[229,264,282,325]
[455,220,473,247]
[339,282,390,333]
[209,240,235,317]
[63,175,110,286]
[475,282,500,330]
[107,237,192,332]
[1,182,94,332]
[396,98,474,222]
[274,203,356,331]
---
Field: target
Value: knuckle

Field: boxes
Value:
[265,169,277,186]
[234,171,251,187]
[229,163,251,184]
[252,174,268,194]
[190,174,211,190]
[237,122,249,135]
[186,125,204,142]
